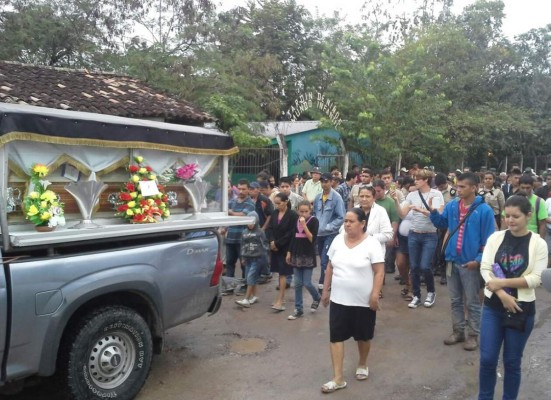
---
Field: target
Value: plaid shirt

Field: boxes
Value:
[336,182,352,205]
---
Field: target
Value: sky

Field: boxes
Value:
[218,0,551,39]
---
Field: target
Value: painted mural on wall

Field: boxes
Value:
[288,129,339,174]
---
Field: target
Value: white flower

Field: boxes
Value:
[48,215,66,227]
[40,179,52,189]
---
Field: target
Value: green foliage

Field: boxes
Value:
[1,0,551,170]
[203,94,270,148]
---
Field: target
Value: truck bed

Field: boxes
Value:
[4,213,252,249]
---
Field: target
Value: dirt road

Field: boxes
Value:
[9,275,551,400]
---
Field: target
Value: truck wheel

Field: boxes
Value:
[59,306,153,400]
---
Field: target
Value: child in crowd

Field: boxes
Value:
[286,200,321,319]
[236,211,269,308]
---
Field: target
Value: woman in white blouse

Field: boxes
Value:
[320,208,385,393]
[358,186,393,255]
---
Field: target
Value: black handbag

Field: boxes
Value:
[502,302,528,332]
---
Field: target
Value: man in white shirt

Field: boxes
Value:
[302,167,323,203]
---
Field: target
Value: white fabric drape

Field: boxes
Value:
[7,142,219,181]
[7,141,126,178]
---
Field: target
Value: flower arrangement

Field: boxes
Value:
[175,163,199,182]
[23,164,66,228]
[116,156,170,223]
[159,162,200,184]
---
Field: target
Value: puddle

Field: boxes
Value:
[229,338,267,355]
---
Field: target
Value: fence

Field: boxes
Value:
[229,147,281,182]
[230,147,351,181]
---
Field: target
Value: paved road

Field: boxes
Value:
[8,273,551,400]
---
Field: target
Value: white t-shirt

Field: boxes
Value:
[327,233,384,307]
[404,189,444,232]
[546,198,551,230]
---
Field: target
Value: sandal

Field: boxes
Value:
[403,294,413,301]
[400,287,409,297]
[321,380,347,393]
[271,305,286,312]
[355,367,369,380]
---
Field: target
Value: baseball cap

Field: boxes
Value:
[400,167,408,172]
[311,167,322,174]
[258,180,269,188]
[320,173,332,181]
[250,181,260,189]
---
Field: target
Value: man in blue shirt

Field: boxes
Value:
[225,179,256,285]
[430,172,495,351]
[314,173,346,291]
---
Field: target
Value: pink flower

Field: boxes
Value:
[176,163,198,181]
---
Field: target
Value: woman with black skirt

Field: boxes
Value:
[267,192,298,311]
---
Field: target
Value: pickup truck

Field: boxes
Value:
[0,104,250,399]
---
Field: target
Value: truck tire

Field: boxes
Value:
[58,306,153,400]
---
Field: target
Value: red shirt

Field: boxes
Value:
[456,200,469,255]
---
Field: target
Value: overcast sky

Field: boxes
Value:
[218,0,550,39]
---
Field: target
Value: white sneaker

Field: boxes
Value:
[424,292,436,308]
[249,296,258,305]
[235,299,251,308]
[408,296,421,309]
[287,309,304,320]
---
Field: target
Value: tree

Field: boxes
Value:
[0,0,119,67]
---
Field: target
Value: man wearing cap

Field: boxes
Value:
[314,173,346,291]
[302,167,323,203]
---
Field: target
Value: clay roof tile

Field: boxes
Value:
[0,61,214,125]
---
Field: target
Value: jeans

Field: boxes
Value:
[448,262,482,336]
[294,267,321,312]
[317,233,338,285]
[478,305,535,400]
[244,258,263,286]
[225,243,242,278]
[408,232,437,298]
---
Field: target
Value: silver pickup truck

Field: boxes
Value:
[0,104,249,399]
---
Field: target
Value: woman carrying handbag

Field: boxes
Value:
[478,193,548,400]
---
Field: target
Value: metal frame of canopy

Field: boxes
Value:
[0,104,245,250]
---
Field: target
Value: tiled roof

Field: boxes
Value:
[0,61,214,125]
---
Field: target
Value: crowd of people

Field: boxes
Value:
[220,163,549,398]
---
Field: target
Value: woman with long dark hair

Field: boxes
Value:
[479,194,547,399]
[267,192,298,311]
